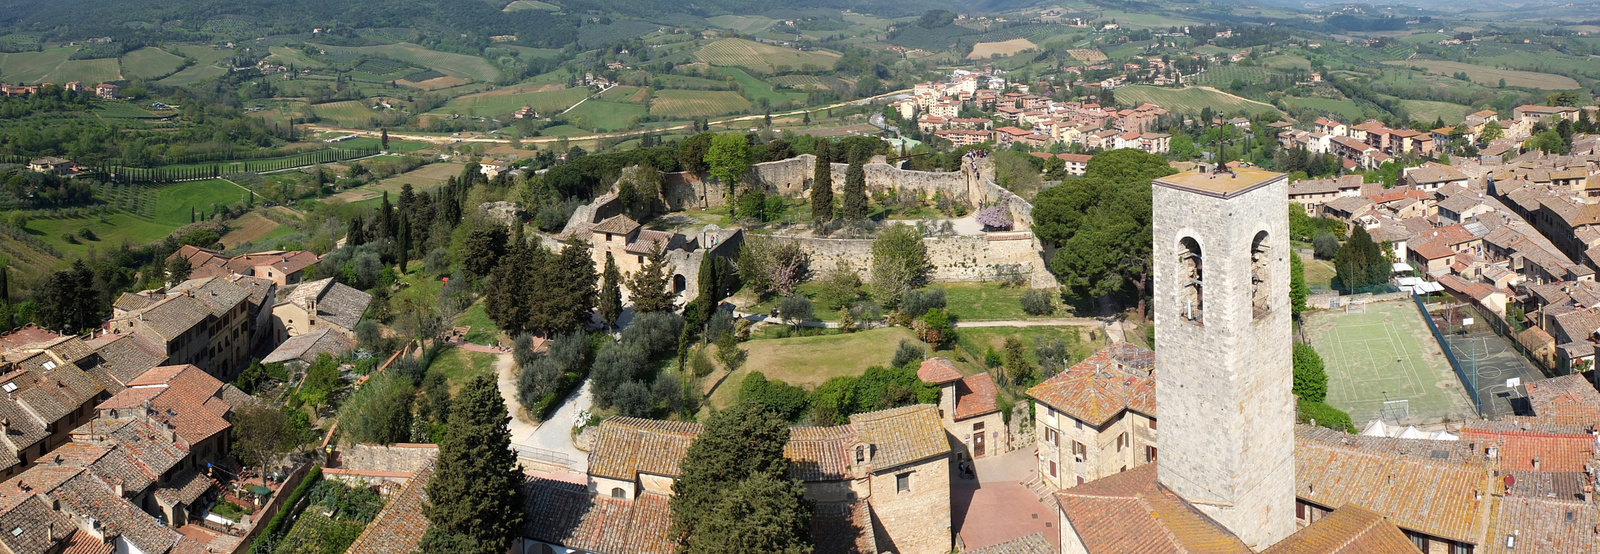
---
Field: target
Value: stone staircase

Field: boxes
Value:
[1020,473,1055,503]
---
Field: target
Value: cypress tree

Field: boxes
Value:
[840,155,868,221]
[599,252,623,330]
[695,252,723,326]
[397,215,411,273]
[376,192,395,239]
[419,376,525,553]
[810,142,833,224]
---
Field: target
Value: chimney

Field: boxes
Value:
[45,523,52,543]
[1535,456,1542,470]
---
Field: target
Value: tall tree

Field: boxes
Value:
[37,260,98,333]
[420,376,526,553]
[485,238,535,335]
[695,252,725,326]
[870,224,929,310]
[705,133,752,200]
[164,255,191,287]
[810,142,833,224]
[840,155,868,221]
[599,252,624,330]
[627,245,677,313]
[380,127,390,152]
[336,371,414,445]
[458,225,509,281]
[1333,226,1388,291]
[686,472,813,554]
[376,191,396,240]
[670,402,805,550]
[397,214,412,273]
[231,404,295,486]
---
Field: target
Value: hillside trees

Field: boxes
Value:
[706,133,752,199]
[627,245,677,313]
[485,238,597,336]
[590,312,683,414]
[870,224,929,310]
[1332,226,1389,291]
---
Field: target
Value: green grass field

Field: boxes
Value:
[0,47,75,83]
[38,58,122,85]
[314,42,502,82]
[1302,300,1473,425]
[718,67,807,106]
[120,47,186,79]
[564,100,647,131]
[158,46,231,86]
[1114,85,1281,117]
[769,75,830,90]
[437,87,589,117]
[312,101,380,127]
[93,101,160,120]
[264,46,326,69]
[427,346,498,393]
[27,179,244,257]
[1284,96,1366,120]
[705,326,916,408]
[1195,66,1268,86]
[453,301,504,346]
[650,89,752,118]
[706,15,776,34]
[1382,59,1580,90]
[696,38,839,74]
[1401,100,1471,126]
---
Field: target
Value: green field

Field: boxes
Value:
[707,15,776,34]
[314,42,501,82]
[1401,100,1471,126]
[1284,96,1365,120]
[564,100,647,131]
[312,101,381,127]
[264,46,326,69]
[121,47,186,79]
[436,87,589,117]
[93,101,161,120]
[769,75,830,90]
[1113,85,1281,117]
[1261,54,1312,70]
[650,89,752,118]
[27,179,244,257]
[503,0,561,10]
[1195,66,1268,86]
[158,46,232,86]
[0,47,77,83]
[696,38,839,74]
[1382,59,1580,90]
[718,67,807,106]
[427,346,498,393]
[705,326,917,408]
[1302,300,1472,425]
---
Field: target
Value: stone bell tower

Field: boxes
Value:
[1151,164,1294,549]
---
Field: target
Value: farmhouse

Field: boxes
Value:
[95,83,118,99]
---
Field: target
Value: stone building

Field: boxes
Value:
[270,277,372,342]
[917,358,1006,459]
[1026,344,1156,490]
[523,405,951,554]
[1150,165,1295,548]
[107,276,256,378]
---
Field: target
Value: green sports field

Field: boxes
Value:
[1302,300,1474,425]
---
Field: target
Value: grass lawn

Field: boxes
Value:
[453,301,504,346]
[121,47,186,79]
[946,325,1106,373]
[717,67,807,106]
[427,346,498,393]
[28,179,244,256]
[1304,258,1336,291]
[936,282,1037,321]
[705,326,916,409]
[563,100,648,131]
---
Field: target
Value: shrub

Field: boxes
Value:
[1312,231,1340,260]
[916,308,954,346]
[891,339,925,368]
[1297,400,1355,433]
[1293,342,1328,403]
[337,372,415,445]
[738,371,810,421]
[778,295,814,329]
[614,380,654,417]
[901,288,946,319]
[1019,289,1056,316]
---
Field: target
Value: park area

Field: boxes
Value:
[1301,300,1474,426]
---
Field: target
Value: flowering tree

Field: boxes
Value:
[975,201,1013,231]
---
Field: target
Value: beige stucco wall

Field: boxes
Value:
[866,456,951,554]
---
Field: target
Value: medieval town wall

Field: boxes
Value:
[774,231,1058,288]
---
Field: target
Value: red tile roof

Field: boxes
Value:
[1262,504,1420,554]
[344,461,434,554]
[1026,344,1155,426]
[917,358,962,385]
[1295,427,1493,544]
[97,365,235,445]
[1483,496,1600,554]
[1459,420,1598,473]
[1055,464,1253,553]
[954,373,999,420]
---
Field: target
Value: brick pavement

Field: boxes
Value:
[952,447,1059,550]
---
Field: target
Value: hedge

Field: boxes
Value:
[249,465,323,554]
[1297,401,1355,433]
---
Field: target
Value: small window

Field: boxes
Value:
[855,446,865,463]
[610,488,625,499]
[1075,419,1083,430]
[973,421,985,432]
[1148,418,1157,430]
[1,383,15,393]
[1296,502,1305,520]
[1072,441,1087,461]
[1048,460,1057,477]
[1146,446,1157,463]
[896,472,911,493]
[1077,476,1085,485]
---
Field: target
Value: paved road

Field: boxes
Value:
[732,311,1126,342]
[494,351,590,472]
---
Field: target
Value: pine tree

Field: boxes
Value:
[810,142,833,224]
[420,376,526,553]
[627,245,677,313]
[840,155,868,221]
[599,252,623,330]
[485,240,534,336]
[376,192,395,239]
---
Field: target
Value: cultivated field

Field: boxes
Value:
[264,46,325,69]
[696,38,839,74]
[314,42,502,82]
[437,87,589,117]
[1302,300,1472,425]
[649,89,753,118]
[158,46,231,86]
[27,179,246,257]
[1382,60,1580,90]
[0,47,75,83]
[312,101,383,127]
[967,38,1038,59]
[706,15,776,34]
[39,59,121,86]
[564,100,647,131]
[503,0,560,10]
[1113,85,1282,117]
[1195,66,1268,86]
[770,75,830,89]
[1401,100,1471,126]
[218,211,283,249]
[120,47,186,79]
[1067,48,1108,63]
[1284,96,1365,120]
[397,76,469,90]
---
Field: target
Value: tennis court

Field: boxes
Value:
[1302,300,1475,425]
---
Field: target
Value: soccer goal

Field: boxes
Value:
[1382,399,1410,422]
[1345,301,1367,314]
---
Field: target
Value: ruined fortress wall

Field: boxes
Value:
[777,231,1057,288]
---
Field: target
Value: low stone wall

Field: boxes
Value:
[777,230,1058,288]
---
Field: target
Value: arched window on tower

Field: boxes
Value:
[1251,231,1271,319]
[1179,237,1203,323]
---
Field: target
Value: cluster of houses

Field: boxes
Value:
[0,82,116,99]
[895,73,1171,154]
[1276,105,1598,171]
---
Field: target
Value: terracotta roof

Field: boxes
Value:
[50,472,181,554]
[0,494,75,554]
[1261,504,1420,554]
[1055,464,1253,554]
[232,250,319,276]
[917,358,962,385]
[123,295,210,342]
[785,425,855,482]
[1409,239,1456,261]
[811,500,876,554]
[98,365,234,445]
[1295,427,1493,544]
[152,469,213,506]
[57,530,113,554]
[166,277,251,317]
[1026,344,1155,426]
[1482,496,1600,554]
[345,460,434,554]
[850,404,949,470]
[964,532,1055,554]
[78,334,166,392]
[954,373,999,420]
[592,215,641,236]
[262,329,355,365]
[279,278,371,333]
[1459,420,1598,473]
[521,479,675,554]
[588,417,702,481]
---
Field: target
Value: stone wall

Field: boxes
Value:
[774,231,1058,288]
[865,456,951,554]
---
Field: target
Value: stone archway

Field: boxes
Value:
[673,274,687,294]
